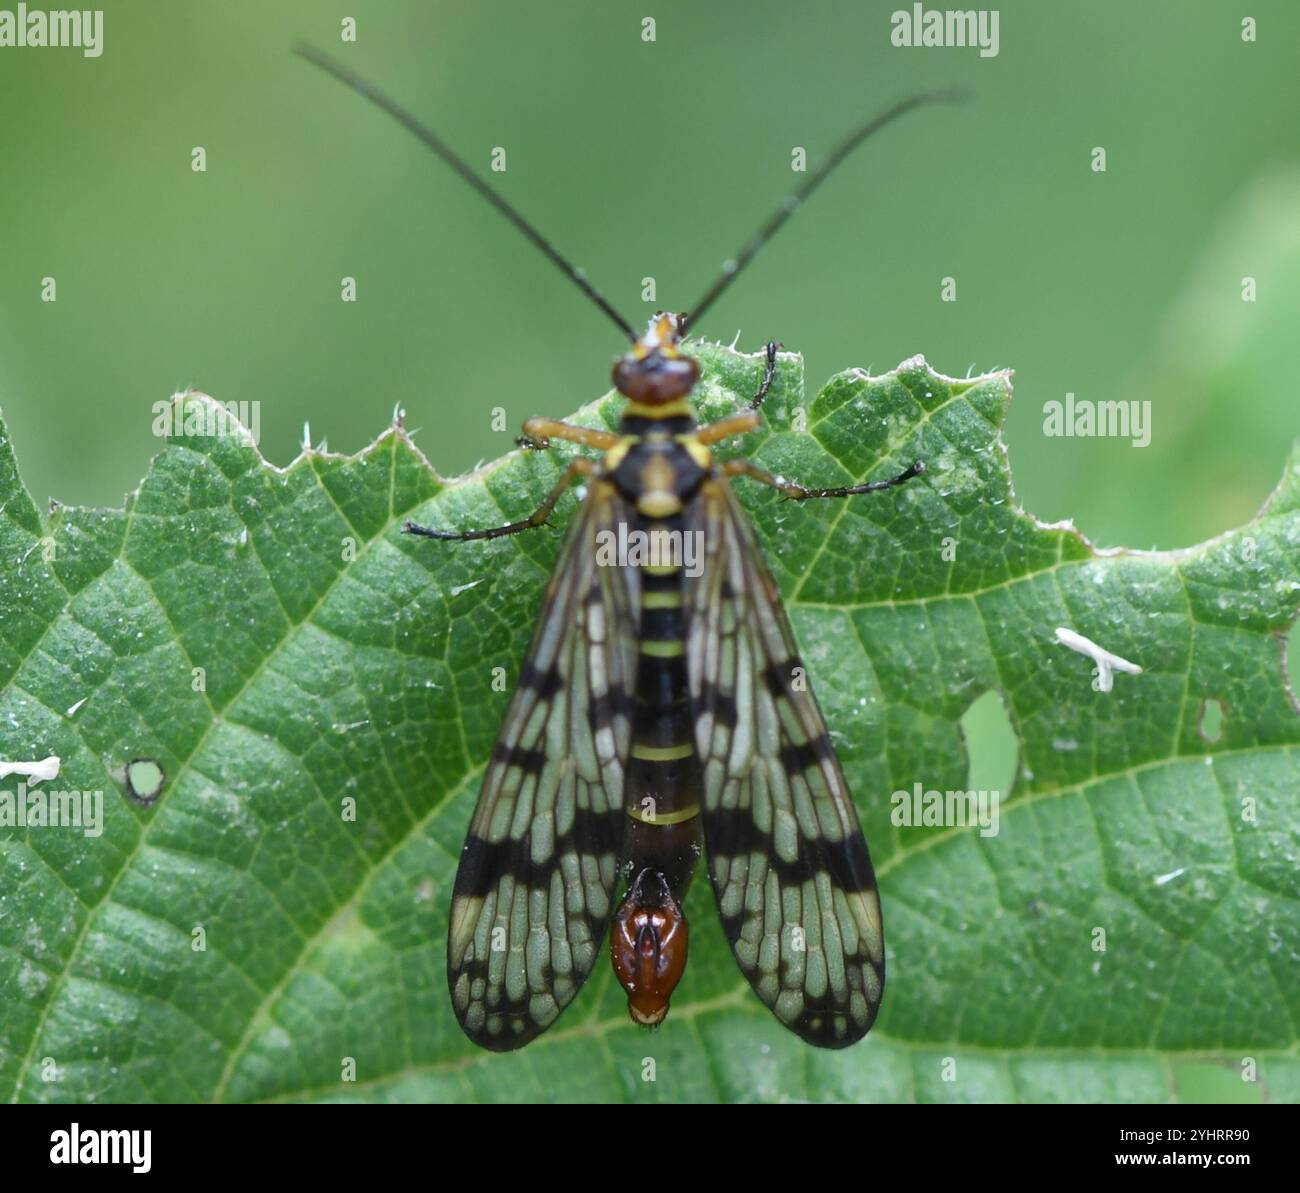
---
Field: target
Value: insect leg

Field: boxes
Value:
[746,341,779,410]
[693,343,778,446]
[404,456,594,541]
[516,417,621,453]
[724,457,925,498]
[697,410,761,446]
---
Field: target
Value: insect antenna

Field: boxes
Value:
[683,88,970,332]
[295,43,638,341]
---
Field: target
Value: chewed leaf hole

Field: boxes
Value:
[960,689,1018,797]
[124,758,165,805]
[1197,698,1225,745]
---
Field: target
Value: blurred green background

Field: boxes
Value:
[2,0,1298,552]
[1,0,1296,1105]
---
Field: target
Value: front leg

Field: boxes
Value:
[515,417,621,453]
[696,341,779,445]
[747,340,779,411]
[405,457,594,542]
[724,457,925,499]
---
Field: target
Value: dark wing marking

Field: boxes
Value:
[447,479,638,1050]
[685,478,884,1048]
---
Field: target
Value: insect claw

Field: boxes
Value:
[517,434,550,451]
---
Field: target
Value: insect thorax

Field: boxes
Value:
[605,416,711,520]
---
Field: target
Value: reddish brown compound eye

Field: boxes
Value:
[612,354,700,403]
[610,868,689,1026]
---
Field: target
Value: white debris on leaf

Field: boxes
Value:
[0,755,61,783]
[1054,627,1143,693]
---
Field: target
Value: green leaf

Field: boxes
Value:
[2,346,1298,1104]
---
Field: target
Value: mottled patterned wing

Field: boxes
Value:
[685,478,885,1048]
[446,479,638,1050]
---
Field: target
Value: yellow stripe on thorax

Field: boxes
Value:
[625,398,692,420]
